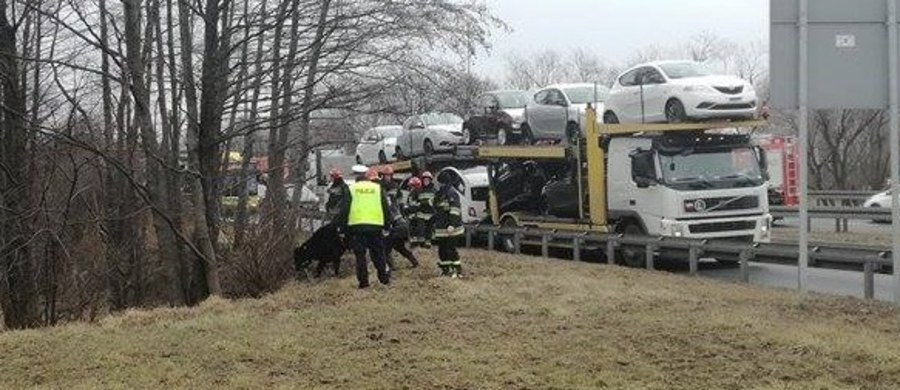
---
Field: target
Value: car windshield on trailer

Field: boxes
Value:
[658,61,714,79]
[422,113,463,126]
[377,127,403,138]
[562,85,610,104]
[494,91,529,108]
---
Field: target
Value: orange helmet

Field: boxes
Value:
[329,168,342,180]
[381,165,394,176]
[420,171,433,180]
[365,168,379,181]
[408,177,423,189]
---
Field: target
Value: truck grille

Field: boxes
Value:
[689,220,757,234]
[691,196,759,212]
[708,195,759,211]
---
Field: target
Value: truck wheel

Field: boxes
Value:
[395,146,405,160]
[616,222,646,268]
[356,155,363,164]
[378,151,387,164]
[499,217,518,253]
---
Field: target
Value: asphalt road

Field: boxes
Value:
[694,261,895,303]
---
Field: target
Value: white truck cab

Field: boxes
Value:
[606,133,772,242]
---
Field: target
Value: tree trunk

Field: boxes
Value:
[178,0,220,301]
[234,0,268,246]
[292,0,332,208]
[0,0,40,329]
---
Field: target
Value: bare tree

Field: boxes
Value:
[0,0,40,329]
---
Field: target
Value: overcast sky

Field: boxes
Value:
[472,0,769,79]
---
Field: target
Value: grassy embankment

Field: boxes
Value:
[1,249,899,389]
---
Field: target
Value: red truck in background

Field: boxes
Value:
[755,135,799,207]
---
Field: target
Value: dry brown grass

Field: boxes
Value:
[1,249,900,389]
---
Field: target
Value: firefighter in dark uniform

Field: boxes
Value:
[379,165,400,203]
[432,176,465,277]
[384,194,419,269]
[417,171,437,248]
[337,166,392,289]
[407,177,424,246]
[325,168,349,218]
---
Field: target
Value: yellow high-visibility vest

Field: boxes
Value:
[348,181,384,226]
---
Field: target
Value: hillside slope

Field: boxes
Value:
[1,249,899,389]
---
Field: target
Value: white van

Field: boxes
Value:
[437,166,490,224]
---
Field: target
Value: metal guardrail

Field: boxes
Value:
[809,190,877,207]
[463,225,892,300]
[771,205,889,220]
[770,205,889,232]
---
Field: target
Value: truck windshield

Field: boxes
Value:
[658,147,765,190]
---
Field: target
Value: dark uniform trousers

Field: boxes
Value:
[350,229,390,287]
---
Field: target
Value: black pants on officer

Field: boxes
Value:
[350,230,390,288]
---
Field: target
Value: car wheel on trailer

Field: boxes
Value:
[519,124,535,145]
[665,99,687,123]
[566,122,581,144]
[616,222,646,268]
[497,128,508,146]
[424,139,434,157]
[603,111,619,124]
[379,150,387,164]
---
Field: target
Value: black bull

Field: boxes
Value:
[293,223,349,278]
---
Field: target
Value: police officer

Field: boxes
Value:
[432,176,465,277]
[417,171,436,248]
[325,168,349,217]
[406,177,424,247]
[337,165,392,289]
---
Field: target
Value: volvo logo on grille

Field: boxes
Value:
[694,199,707,211]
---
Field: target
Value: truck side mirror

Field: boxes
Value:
[630,150,657,188]
[754,146,770,181]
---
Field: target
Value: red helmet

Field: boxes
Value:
[408,177,423,189]
[420,171,433,180]
[365,168,379,181]
[329,168,342,180]
[381,165,394,176]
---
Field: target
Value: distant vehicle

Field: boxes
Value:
[864,190,891,223]
[522,83,609,145]
[355,125,403,164]
[437,166,491,223]
[754,135,799,207]
[603,60,758,124]
[395,113,465,159]
[462,90,529,145]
